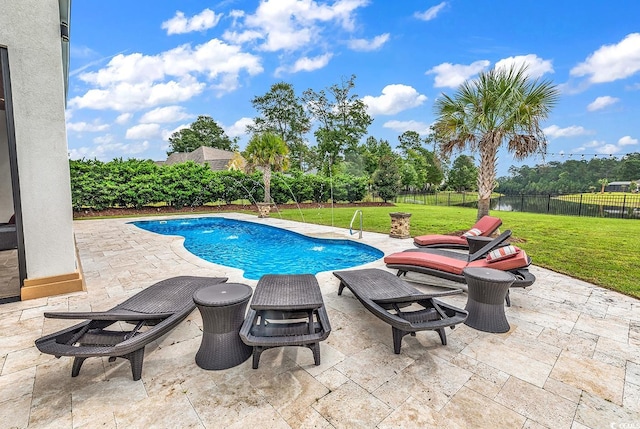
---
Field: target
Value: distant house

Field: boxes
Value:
[160,146,243,171]
[605,181,640,192]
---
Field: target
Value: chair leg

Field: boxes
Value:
[126,348,145,381]
[252,347,263,369]
[437,328,447,345]
[392,327,408,354]
[505,290,511,307]
[71,357,87,377]
[338,282,346,296]
[309,343,321,366]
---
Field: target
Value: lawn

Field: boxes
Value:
[274,203,640,299]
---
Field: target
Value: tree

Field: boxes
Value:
[397,131,423,154]
[244,133,289,203]
[372,154,401,202]
[433,65,559,219]
[447,155,478,191]
[167,115,238,155]
[598,178,608,194]
[303,75,373,174]
[248,82,311,171]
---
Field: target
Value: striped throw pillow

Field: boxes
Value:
[486,245,519,263]
[462,228,482,237]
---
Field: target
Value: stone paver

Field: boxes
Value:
[0,213,638,428]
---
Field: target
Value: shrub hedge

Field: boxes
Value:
[70,159,369,210]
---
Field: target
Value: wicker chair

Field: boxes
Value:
[35,276,227,380]
[333,269,468,354]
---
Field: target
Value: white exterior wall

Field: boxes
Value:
[0,0,76,278]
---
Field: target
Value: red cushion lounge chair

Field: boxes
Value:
[386,230,535,306]
[413,215,502,249]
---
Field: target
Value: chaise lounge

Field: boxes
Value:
[333,268,468,354]
[35,276,227,380]
[385,231,535,305]
[413,215,502,249]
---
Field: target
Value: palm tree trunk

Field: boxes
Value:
[263,165,272,203]
[476,136,499,220]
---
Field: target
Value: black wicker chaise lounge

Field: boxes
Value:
[35,276,228,380]
[333,269,468,354]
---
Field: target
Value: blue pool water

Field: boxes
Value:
[131,217,383,280]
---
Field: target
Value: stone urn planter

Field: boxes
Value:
[389,212,411,238]
[256,203,272,218]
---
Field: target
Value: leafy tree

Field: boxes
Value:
[248,82,311,172]
[433,65,559,218]
[616,153,640,180]
[372,154,402,202]
[303,75,373,174]
[244,133,289,203]
[167,115,239,155]
[598,178,608,193]
[447,155,478,191]
[397,131,423,154]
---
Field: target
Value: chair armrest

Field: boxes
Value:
[373,289,462,305]
[43,310,174,321]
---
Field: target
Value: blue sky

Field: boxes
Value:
[66,0,640,176]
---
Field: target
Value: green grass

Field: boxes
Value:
[555,192,640,208]
[274,204,640,299]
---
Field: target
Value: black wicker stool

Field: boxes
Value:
[462,267,516,333]
[193,283,253,370]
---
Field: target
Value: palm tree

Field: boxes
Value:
[598,178,608,194]
[244,132,289,203]
[433,65,559,219]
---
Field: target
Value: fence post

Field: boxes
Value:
[622,195,627,219]
[547,194,551,214]
[521,194,524,212]
[578,194,583,217]
[448,193,451,206]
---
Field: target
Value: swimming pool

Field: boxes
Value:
[131,217,384,280]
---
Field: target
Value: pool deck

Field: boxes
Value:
[1,213,639,428]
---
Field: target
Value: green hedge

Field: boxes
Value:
[69,159,368,210]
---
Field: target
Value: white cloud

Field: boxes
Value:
[225,117,254,138]
[162,9,222,35]
[125,123,162,140]
[573,137,637,155]
[426,60,490,88]
[414,2,447,21]
[140,106,192,124]
[115,113,133,124]
[69,141,150,161]
[70,39,263,111]
[383,120,432,136]
[587,96,620,111]
[230,0,369,52]
[66,120,109,133]
[348,33,390,52]
[222,29,263,45]
[571,33,640,83]
[161,123,190,141]
[618,135,638,146]
[278,53,333,74]
[494,54,554,78]
[543,125,592,139]
[362,84,427,116]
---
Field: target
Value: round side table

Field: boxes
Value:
[193,283,253,370]
[462,267,516,333]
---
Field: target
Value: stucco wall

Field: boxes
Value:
[0,0,76,278]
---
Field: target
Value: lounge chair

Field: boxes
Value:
[413,215,502,249]
[333,268,468,354]
[385,230,535,305]
[35,276,228,380]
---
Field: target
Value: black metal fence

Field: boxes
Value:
[391,191,640,219]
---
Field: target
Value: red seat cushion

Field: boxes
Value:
[413,235,467,247]
[384,252,469,275]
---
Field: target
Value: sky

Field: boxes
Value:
[66,0,640,176]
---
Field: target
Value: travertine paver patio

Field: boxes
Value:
[1,213,639,428]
